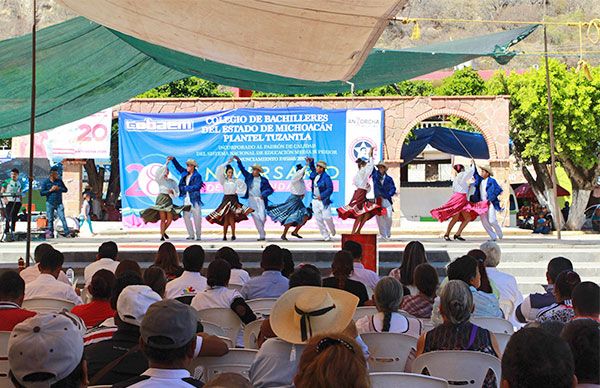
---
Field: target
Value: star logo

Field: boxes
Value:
[350,139,376,160]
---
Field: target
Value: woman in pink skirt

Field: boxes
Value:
[430,163,488,241]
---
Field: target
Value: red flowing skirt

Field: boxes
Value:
[430,192,488,222]
[337,189,385,220]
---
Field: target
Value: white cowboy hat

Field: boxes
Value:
[251,164,264,173]
[185,159,198,168]
[316,161,328,169]
[375,162,388,172]
[479,164,494,176]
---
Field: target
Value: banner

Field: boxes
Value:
[11,109,112,160]
[119,107,383,228]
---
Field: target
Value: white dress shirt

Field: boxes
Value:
[353,158,374,190]
[453,165,475,194]
[25,273,82,305]
[184,174,192,206]
[486,267,524,325]
[125,368,199,387]
[349,262,380,291]
[165,271,207,299]
[230,268,251,286]
[250,177,262,197]
[290,166,307,196]
[217,163,246,195]
[20,263,70,285]
[313,173,321,198]
[154,164,179,197]
[480,178,489,201]
[190,286,242,311]
[84,258,119,287]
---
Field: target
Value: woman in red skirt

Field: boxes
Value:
[337,148,383,234]
[430,163,488,241]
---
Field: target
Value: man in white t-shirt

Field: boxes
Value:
[344,240,379,291]
[25,248,82,305]
[165,245,207,302]
[20,243,71,285]
[84,241,120,288]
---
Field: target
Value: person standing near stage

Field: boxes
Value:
[234,155,274,241]
[372,162,396,240]
[40,166,70,238]
[1,168,22,242]
[307,157,336,241]
[267,163,312,240]
[472,164,504,241]
[169,156,204,241]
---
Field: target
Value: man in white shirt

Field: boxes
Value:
[84,241,120,288]
[25,248,82,305]
[165,245,207,302]
[472,164,504,241]
[20,243,71,284]
[344,240,379,291]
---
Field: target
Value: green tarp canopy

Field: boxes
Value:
[0,17,537,139]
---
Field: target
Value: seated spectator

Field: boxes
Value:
[537,270,581,323]
[517,256,573,323]
[114,300,207,387]
[0,271,36,331]
[116,259,143,278]
[72,269,116,327]
[294,334,369,388]
[533,211,552,234]
[8,312,87,388]
[215,246,250,286]
[152,242,183,281]
[84,241,120,288]
[572,281,600,321]
[241,245,289,299]
[417,280,501,388]
[502,328,576,388]
[400,263,438,319]
[165,244,207,301]
[323,250,369,306]
[467,249,497,296]
[592,206,600,232]
[561,319,599,386]
[143,267,168,298]
[389,240,427,295]
[24,248,82,305]
[480,241,523,325]
[281,248,295,278]
[206,372,253,388]
[356,276,422,337]
[344,240,379,291]
[19,242,71,284]
[250,286,359,388]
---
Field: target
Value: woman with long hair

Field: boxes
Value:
[206,157,253,241]
[467,249,495,295]
[389,240,428,295]
[143,266,168,298]
[322,250,369,306]
[152,241,183,281]
[537,270,581,323]
[214,246,250,286]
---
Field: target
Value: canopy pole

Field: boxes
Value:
[543,24,562,240]
[25,0,37,266]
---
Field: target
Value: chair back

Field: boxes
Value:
[494,332,511,354]
[370,372,448,388]
[228,284,243,291]
[189,348,258,382]
[22,298,75,314]
[0,331,13,386]
[470,317,514,334]
[353,306,378,322]
[420,319,435,333]
[243,319,264,349]
[196,308,242,345]
[412,351,501,387]
[81,288,91,304]
[361,333,417,372]
[200,321,226,338]
[499,299,514,319]
[217,336,234,349]
[246,298,277,318]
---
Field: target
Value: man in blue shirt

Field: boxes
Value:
[372,162,396,240]
[40,166,70,237]
[241,245,289,300]
[307,157,336,241]
[168,156,203,241]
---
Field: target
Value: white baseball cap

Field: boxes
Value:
[8,312,86,387]
[117,285,162,326]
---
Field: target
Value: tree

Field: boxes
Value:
[507,60,600,230]
[436,67,486,96]
[137,77,232,98]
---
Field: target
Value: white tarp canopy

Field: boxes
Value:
[58,0,406,82]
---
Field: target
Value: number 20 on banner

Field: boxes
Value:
[77,123,108,142]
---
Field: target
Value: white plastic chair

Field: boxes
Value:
[243,319,264,349]
[471,317,514,334]
[494,332,511,355]
[196,308,243,346]
[0,331,13,387]
[189,348,258,382]
[246,298,276,312]
[499,299,514,320]
[228,284,243,291]
[201,321,226,337]
[361,333,418,372]
[353,306,378,322]
[370,372,449,388]
[420,320,435,333]
[217,336,234,349]
[412,351,501,387]
[22,298,75,314]
[81,288,92,304]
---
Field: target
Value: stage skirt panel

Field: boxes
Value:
[267,194,313,226]
[141,193,190,224]
[206,194,254,225]
[430,192,489,222]
[337,188,384,220]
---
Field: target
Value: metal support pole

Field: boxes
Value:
[25,0,37,265]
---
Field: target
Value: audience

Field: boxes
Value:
[281,248,295,278]
[467,249,496,295]
[153,242,184,281]
[19,242,71,284]
[0,271,36,331]
[389,240,428,295]
[215,246,250,286]
[72,269,116,327]
[8,312,87,388]
[143,266,168,298]
[241,245,289,299]
[294,334,369,388]
[537,270,581,323]
[84,241,120,288]
[344,240,379,291]
[116,259,143,278]
[323,250,369,306]
[502,328,576,388]
[561,319,599,386]
[517,256,573,323]
[165,244,208,302]
[24,248,82,305]
[572,281,600,321]
[400,263,438,319]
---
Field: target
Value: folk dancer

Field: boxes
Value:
[307,157,336,241]
[205,157,253,241]
[40,166,70,238]
[140,157,189,241]
[235,156,274,241]
[1,168,22,242]
[170,156,204,241]
[372,162,396,240]
[267,163,312,240]
[472,164,504,241]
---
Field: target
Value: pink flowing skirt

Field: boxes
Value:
[430,192,488,222]
[337,189,385,220]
